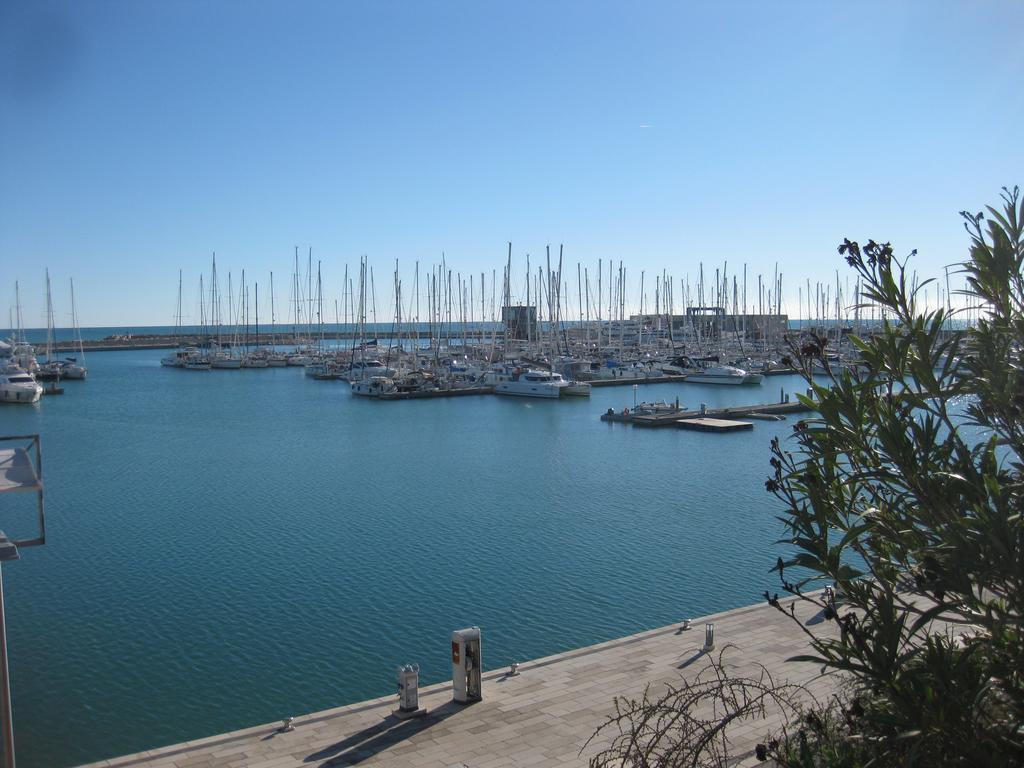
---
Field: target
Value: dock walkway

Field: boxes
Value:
[80,597,837,768]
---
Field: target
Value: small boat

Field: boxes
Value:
[632,400,684,416]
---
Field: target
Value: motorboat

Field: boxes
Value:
[484,364,570,398]
[685,365,763,385]
[0,366,43,404]
[632,399,685,416]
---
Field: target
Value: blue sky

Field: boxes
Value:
[2,1,1022,328]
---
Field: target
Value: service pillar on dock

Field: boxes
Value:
[451,627,482,703]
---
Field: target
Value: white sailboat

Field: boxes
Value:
[60,278,88,379]
[35,269,63,382]
[161,270,210,370]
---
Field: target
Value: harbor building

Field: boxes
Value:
[501,305,538,341]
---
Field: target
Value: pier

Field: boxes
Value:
[78,596,838,768]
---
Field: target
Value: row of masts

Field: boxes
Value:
[7,274,87,365]
[170,244,982,358]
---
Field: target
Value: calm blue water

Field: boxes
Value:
[0,350,811,767]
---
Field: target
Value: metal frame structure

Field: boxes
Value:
[0,434,46,768]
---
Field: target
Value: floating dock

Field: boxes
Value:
[601,399,812,426]
[677,417,753,432]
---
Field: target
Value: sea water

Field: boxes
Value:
[0,350,812,767]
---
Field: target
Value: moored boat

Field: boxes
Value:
[484,363,570,398]
[351,376,397,396]
[0,366,43,404]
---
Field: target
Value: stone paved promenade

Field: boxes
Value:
[81,597,837,768]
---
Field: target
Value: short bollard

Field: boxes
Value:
[824,585,838,618]
[704,623,715,651]
[395,664,426,719]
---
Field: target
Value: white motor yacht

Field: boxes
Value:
[484,364,570,398]
[1,366,43,404]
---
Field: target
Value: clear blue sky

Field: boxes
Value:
[2,0,1022,328]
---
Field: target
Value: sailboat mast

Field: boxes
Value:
[70,278,86,366]
[44,268,55,363]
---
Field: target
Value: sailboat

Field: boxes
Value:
[161,270,210,370]
[35,269,63,382]
[59,279,88,379]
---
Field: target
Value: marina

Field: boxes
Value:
[1,346,821,767]
[1,2,1015,765]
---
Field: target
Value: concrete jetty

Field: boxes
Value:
[78,597,837,768]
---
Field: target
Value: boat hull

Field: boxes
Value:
[683,374,762,385]
[494,382,563,398]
